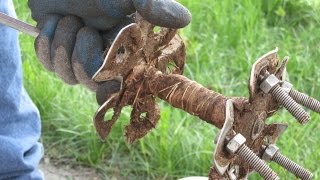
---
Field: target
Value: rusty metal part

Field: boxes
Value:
[263,144,313,180]
[226,134,279,180]
[0,12,39,37]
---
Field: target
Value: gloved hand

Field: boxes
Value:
[28,0,191,91]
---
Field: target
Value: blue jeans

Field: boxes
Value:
[0,1,43,179]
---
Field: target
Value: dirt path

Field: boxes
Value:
[39,162,100,180]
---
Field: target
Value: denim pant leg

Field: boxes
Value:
[0,1,43,179]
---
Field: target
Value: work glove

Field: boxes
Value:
[28,0,191,91]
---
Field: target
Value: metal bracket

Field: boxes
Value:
[93,23,142,82]
[214,99,235,175]
[249,47,279,99]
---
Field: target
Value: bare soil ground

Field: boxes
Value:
[39,162,100,180]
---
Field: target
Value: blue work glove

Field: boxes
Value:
[28,0,191,91]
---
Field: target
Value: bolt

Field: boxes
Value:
[271,84,310,124]
[263,144,313,180]
[260,75,310,124]
[226,134,279,180]
[289,89,320,114]
[282,81,320,114]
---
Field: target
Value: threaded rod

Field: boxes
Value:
[270,84,310,124]
[237,145,279,180]
[272,151,313,180]
[290,89,320,114]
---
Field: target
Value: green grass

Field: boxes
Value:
[13,0,320,179]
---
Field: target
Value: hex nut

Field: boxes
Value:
[262,144,279,161]
[281,81,293,93]
[226,134,246,154]
[260,74,280,93]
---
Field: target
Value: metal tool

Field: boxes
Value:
[256,52,320,124]
[226,133,279,180]
[262,144,313,180]
[260,73,310,124]
[213,100,279,179]
[259,69,320,124]
[0,12,39,37]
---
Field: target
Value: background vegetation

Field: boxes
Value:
[13,0,320,179]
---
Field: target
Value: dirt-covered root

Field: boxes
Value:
[93,64,281,179]
[93,65,249,143]
[125,95,160,144]
[144,67,246,128]
[156,35,186,74]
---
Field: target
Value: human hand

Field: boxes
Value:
[28,0,191,91]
